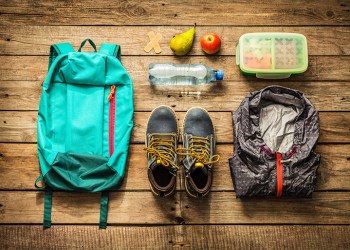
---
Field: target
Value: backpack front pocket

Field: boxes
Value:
[45,152,122,192]
[65,84,105,155]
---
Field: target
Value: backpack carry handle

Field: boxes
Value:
[78,38,97,52]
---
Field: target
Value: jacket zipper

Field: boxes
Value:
[108,85,116,156]
[276,152,283,197]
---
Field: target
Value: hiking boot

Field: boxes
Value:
[178,107,220,198]
[144,106,179,197]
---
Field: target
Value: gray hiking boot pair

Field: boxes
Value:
[144,106,220,198]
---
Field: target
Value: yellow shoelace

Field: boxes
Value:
[144,133,179,169]
[176,135,220,168]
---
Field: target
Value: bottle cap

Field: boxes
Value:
[215,70,224,80]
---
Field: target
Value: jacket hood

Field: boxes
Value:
[233,86,319,162]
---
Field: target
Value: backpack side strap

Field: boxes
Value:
[99,191,109,229]
[49,43,75,68]
[43,187,53,228]
[99,43,121,60]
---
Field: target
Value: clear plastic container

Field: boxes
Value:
[236,33,308,79]
[149,63,224,85]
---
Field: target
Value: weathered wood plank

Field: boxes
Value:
[0,191,181,224]
[0,191,349,224]
[1,144,349,191]
[1,80,350,112]
[179,192,350,224]
[1,26,350,56]
[0,81,40,111]
[1,111,349,144]
[1,225,350,249]
[0,0,349,26]
[1,56,350,82]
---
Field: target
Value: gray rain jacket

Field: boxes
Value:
[229,86,320,198]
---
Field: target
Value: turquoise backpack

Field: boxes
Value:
[35,39,134,228]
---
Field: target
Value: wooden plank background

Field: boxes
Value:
[0,0,350,249]
[1,0,350,26]
[1,225,349,249]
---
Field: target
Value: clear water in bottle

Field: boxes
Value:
[149,63,224,85]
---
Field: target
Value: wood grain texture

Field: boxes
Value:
[1,0,349,26]
[1,26,350,56]
[0,191,181,224]
[1,111,349,143]
[1,56,350,82]
[1,144,349,191]
[0,191,349,224]
[179,192,350,225]
[1,81,350,112]
[1,225,350,249]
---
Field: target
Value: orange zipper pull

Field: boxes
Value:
[108,85,116,100]
[276,152,283,197]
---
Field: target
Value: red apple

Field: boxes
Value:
[200,33,221,54]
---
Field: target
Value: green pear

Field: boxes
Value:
[170,25,196,56]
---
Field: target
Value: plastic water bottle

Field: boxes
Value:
[149,63,224,86]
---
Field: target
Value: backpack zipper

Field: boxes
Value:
[276,152,283,197]
[108,85,116,156]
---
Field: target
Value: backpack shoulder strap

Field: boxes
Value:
[99,43,121,60]
[49,42,75,68]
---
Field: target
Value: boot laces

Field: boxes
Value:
[144,133,179,169]
[177,135,220,168]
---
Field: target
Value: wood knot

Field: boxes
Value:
[119,2,146,17]
[326,10,334,17]
[175,216,185,224]
[173,241,190,247]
